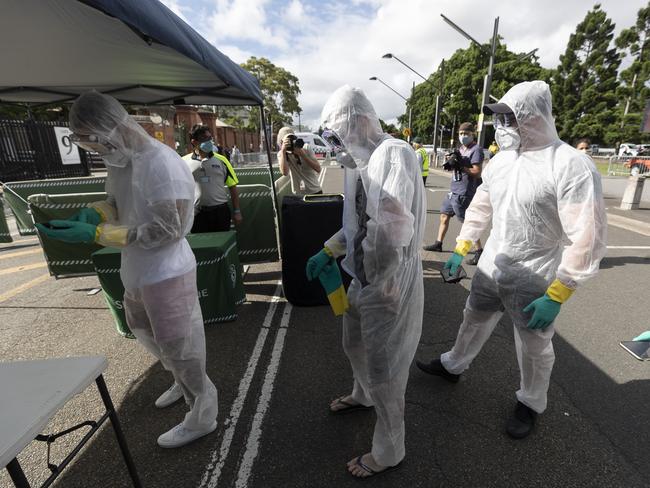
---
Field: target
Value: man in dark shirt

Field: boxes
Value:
[423,122,484,264]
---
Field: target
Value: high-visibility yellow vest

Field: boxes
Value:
[417,147,429,177]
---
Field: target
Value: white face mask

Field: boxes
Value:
[495,127,521,151]
[102,149,130,168]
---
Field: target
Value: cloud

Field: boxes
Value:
[174,0,645,131]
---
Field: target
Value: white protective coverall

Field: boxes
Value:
[69,92,218,432]
[440,81,607,413]
[320,86,426,466]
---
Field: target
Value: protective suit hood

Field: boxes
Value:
[320,85,386,167]
[69,91,154,166]
[499,81,559,152]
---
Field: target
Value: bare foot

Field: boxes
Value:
[347,453,391,478]
[329,394,359,412]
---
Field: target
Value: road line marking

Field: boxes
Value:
[0,262,47,276]
[318,167,328,186]
[607,213,650,237]
[427,188,449,193]
[235,301,293,488]
[607,246,650,249]
[0,248,43,260]
[199,282,283,488]
[0,274,50,303]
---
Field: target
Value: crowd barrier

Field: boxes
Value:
[0,194,12,243]
[1,176,106,235]
[607,155,650,177]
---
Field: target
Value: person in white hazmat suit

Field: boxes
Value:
[416,81,607,439]
[306,86,426,478]
[36,92,219,448]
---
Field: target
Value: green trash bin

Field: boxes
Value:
[91,232,246,338]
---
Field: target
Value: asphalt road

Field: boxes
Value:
[1,165,650,488]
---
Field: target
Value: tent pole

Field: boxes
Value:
[260,104,282,248]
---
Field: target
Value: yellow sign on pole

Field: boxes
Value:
[402,128,412,138]
[154,131,165,142]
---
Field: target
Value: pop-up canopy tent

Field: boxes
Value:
[0,0,262,107]
[0,0,276,193]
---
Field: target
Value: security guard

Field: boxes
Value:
[412,137,429,185]
[183,125,242,232]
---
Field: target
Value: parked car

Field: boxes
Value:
[294,132,334,160]
[619,143,639,157]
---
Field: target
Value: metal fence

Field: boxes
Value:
[0,119,91,182]
[607,155,650,177]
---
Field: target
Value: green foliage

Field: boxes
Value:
[240,57,301,134]
[612,2,650,145]
[379,118,400,137]
[401,41,549,145]
[552,4,621,145]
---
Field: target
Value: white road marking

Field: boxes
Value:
[235,301,293,488]
[199,282,283,488]
[607,246,650,250]
[606,213,650,237]
[427,188,449,193]
[318,167,328,186]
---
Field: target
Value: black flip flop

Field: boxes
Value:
[329,396,373,415]
[351,455,402,480]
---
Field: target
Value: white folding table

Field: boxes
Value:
[0,356,142,487]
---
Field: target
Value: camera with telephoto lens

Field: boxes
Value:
[443,149,471,172]
[285,134,305,153]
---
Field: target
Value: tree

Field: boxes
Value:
[552,4,621,145]
[240,57,301,134]
[613,2,650,145]
[379,118,400,137]
[400,41,549,145]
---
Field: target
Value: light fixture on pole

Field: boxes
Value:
[440,13,498,149]
[383,53,445,151]
[369,76,413,141]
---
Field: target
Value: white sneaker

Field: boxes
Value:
[155,383,183,408]
[157,420,217,448]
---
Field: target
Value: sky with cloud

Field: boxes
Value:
[161,0,645,129]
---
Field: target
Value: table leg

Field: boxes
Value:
[95,375,143,488]
[6,458,30,488]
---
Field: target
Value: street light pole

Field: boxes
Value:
[369,76,411,141]
[477,17,499,148]
[432,59,445,155]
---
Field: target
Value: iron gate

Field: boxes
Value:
[0,119,91,182]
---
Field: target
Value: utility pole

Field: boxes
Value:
[432,59,445,154]
[477,17,499,149]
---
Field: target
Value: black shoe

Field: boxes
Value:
[506,401,538,439]
[423,241,443,252]
[415,358,461,383]
[467,249,483,266]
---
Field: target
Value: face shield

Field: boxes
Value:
[493,112,521,151]
[322,129,356,169]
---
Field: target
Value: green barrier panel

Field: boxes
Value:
[3,176,106,235]
[91,232,246,338]
[232,184,279,263]
[0,195,12,243]
[28,192,107,277]
[234,166,282,187]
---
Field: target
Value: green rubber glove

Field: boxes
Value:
[306,249,334,281]
[68,207,103,225]
[633,331,650,341]
[523,295,561,329]
[318,261,349,316]
[35,220,97,244]
[443,252,464,275]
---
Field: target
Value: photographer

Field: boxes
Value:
[277,126,323,195]
[423,122,484,264]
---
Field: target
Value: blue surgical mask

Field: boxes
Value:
[459,135,473,146]
[200,140,215,153]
